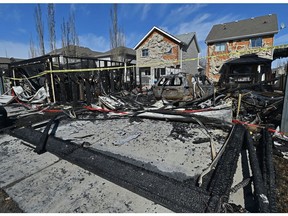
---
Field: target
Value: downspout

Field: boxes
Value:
[180,45,183,73]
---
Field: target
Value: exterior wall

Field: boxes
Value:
[206,35,274,82]
[136,30,180,86]
[182,39,199,75]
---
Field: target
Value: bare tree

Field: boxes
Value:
[61,18,68,55]
[29,35,37,58]
[109,4,125,61]
[60,8,79,57]
[69,9,79,56]
[34,4,45,56]
[48,3,56,53]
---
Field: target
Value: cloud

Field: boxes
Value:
[78,33,110,52]
[141,4,152,21]
[162,4,206,26]
[172,13,240,41]
[275,33,288,45]
[121,4,151,22]
[165,13,241,55]
[0,40,29,59]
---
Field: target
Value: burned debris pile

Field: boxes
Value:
[0,54,288,213]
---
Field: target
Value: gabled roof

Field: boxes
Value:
[175,32,200,52]
[50,45,103,57]
[0,57,24,64]
[133,26,182,50]
[95,46,136,58]
[0,57,11,64]
[205,14,278,44]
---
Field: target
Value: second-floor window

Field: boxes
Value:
[250,38,262,47]
[142,49,149,57]
[215,43,226,52]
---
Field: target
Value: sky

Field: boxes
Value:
[0,2,288,64]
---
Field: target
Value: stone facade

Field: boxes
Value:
[136,31,180,85]
[206,36,274,82]
[135,28,199,86]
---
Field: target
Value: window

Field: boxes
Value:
[140,67,151,76]
[142,49,149,57]
[160,68,166,75]
[144,69,150,76]
[154,68,166,79]
[215,43,226,52]
[250,38,262,47]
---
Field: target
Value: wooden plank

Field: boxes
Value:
[85,60,92,105]
[281,74,288,133]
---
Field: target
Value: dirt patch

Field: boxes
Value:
[0,188,23,213]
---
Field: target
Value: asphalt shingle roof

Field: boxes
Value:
[205,14,278,43]
[175,32,196,46]
[50,45,103,57]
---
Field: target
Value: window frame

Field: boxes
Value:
[142,49,149,57]
[250,37,262,48]
[144,69,150,76]
[215,42,226,52]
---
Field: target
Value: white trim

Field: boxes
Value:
[133,26,182,50]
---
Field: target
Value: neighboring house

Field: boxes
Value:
[272,63,287,91]
[205,14,279,82]
[50,45,103,64]
[134,26,200,86]
[51,45,103,57]
[95,46,136,64]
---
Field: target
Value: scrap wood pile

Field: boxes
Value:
[0,81,287,213]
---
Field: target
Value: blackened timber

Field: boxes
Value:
[245,130,270,213]
[110,70,115,93]
[262,129,277,212]
[57,56,67,103]
[85,60,92,105]
[206,124,245,212]
[10,127,211,213]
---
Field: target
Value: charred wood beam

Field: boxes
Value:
[85,72,92,105]
[260,129,277,212]
[245,130,270,213]
[109,70,115,93]
[57,56,67,103]
[206,124,245,212]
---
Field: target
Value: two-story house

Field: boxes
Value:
[134,26,200,86]
[205,14,279,83]
[95,46,136,64]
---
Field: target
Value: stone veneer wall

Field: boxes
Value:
[206,36,274,82]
